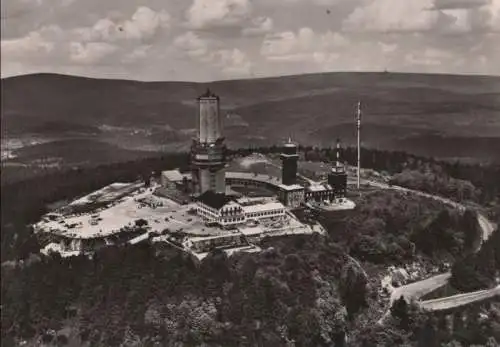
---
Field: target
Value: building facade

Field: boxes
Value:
[278,184,305,208]
[305,184,336,203]
[195,191,286,228]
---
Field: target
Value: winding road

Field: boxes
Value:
[263,159,498,318]
[367,179,499,323]
[420,285,500,312]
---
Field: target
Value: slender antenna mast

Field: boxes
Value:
[356,101,361,190]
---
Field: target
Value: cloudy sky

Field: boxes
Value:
[1,0,499,81]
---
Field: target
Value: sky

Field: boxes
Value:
[1,0,499,81]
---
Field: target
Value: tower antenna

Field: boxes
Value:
[356,101,361,190]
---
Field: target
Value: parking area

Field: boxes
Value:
[35,183,233,239]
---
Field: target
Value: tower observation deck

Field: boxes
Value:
[191,89,227,196]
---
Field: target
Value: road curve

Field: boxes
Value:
[420,286,500,312]
[370,179,498,322]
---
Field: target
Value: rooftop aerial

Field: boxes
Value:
[198,88,220,99]
[284,136,297,147]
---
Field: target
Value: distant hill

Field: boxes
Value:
[2,72,500,165]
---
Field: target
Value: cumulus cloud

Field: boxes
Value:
[186,0,251,29]
[484,0,500,30]
[174,31,212,59]
[174,31,252,77]
[404,47,453,66]
[272,0,347,5]
[432,0,490,10]
[215,48,253,76]
[261,27,348,62]
[70,42,118,64]
[2,0,42,20]
[436,0,500,32]
[1,6,171,72]
[1,30,54,58]
[242,17,273,36]
[74,7,171,42]
[121,7,171,39]
[122,45,152,64]
[343,0,441,32]
[1,0,499,80]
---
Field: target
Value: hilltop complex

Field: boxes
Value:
[34,91,355,261]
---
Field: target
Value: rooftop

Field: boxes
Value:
[242,201,285,214]
[238,226,265,236]
[226,171,282,185]
[161,169,184,182]
[307,184,333,192]
[278,184,304,191]
[236,197,270,206]
[196,191,236,210]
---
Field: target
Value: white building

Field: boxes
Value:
[277,184,305,208]
[195,191,286,228]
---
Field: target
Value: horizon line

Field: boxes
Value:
[2,70,499,84]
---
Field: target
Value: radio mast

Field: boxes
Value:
[356,101,361,190]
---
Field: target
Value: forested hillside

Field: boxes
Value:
[2,147,499,346]
[3,72,500,164]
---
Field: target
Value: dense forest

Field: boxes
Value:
[451,226,500,292]
[2,232,499,346]
[299,145,500,208]
[1,146,499,346]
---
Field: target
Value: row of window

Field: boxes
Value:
[305,192,335,197]
[220,217,245,224]
[246,209,284,219]
[197,208,217,220]
[221,208,242,216]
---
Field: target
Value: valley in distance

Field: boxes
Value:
[2,71,500,183]
[1,71,500,347]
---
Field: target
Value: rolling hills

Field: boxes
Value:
[2,72,500,169]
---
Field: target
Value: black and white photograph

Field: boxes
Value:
[1,0,500,346]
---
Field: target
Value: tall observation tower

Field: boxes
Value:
[190,89,226,196]
[280,137,299,185]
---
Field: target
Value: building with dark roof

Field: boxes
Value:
[195,191,286,229]
[196,190,236,210]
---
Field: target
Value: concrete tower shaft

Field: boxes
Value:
[191,89,227,196]
[280,138,299,186]
[198,90,222,144]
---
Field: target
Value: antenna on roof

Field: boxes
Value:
[356,101,361,190]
